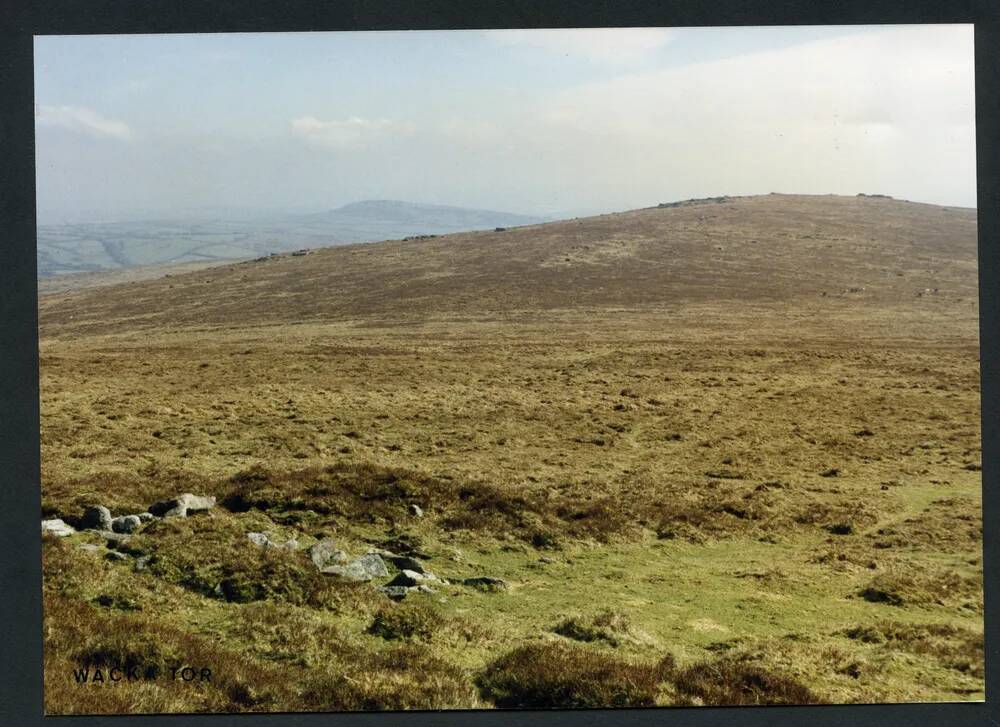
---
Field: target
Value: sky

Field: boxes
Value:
[34,25,976,225]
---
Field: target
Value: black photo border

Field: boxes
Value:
[2,1,997,725]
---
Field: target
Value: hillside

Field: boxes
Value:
[36,200,546,278]
[39,192,983,711]
[38,194,978,337]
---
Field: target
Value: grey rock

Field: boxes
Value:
[184,494,216,512]
[379,585,410,601]
[320,563,369,581]
[415,584,436,594]
[105,550,128,562]
[309,539,348,569]
[462,576,508,592]
[352,553,389,579]
[80,505,113,531]
[247,532,270,547]
[42,519,75,537]
[112,515,142,534]
[248,532,298,551]
[321,554,389,582]
[149,493,215,518]
[134,555,153,571]
[77,543,102,554]
[136,512,155,522]
[409,503,424,518]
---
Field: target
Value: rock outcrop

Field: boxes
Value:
[309,540,348,569]
[41,519,75,537]
[321,553,389,582]
[149,493,216,518]
[80,505,113,531]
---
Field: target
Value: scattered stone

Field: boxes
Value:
[111,515,142,534]
[136,512,155,522]
[247,532,270,547]
[76,543,102,554]
[353,553,389,578]
[134,555,153,571]
[322,554,389,582]
[149,493,216,518]
[105,550,128,562]
[463,576,508,592]
[80,505,113,531]
[41,519,75,537]
[409,503,424,518]
[310,539,348,569]
[415,584,435,594]
[247,531,298,550]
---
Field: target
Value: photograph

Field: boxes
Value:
[34,24,982,713]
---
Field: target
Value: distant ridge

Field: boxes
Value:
[310,199,545,228]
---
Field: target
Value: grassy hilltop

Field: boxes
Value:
[39,193,983,713]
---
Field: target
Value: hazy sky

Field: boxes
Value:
[34,25,976,224]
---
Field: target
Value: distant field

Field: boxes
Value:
[39,195,982,712]
[37,200,547,278]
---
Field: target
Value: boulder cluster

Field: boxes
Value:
[240,533,504,601]
[42,493,506,602]
[41,492,216,540]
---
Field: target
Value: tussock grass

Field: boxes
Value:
[44,593,297,714]
[300,646,481,711]
[843,622,983,678]
[870,498,982,551]
[859,569,983,611]
[672,655,825,706]
[368,604,445,641]
[552,610,646,648]
[477,642,675,708]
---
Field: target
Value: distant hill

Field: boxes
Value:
[304,200,543,229]
[38,194,978,338]
[36,200,547,277]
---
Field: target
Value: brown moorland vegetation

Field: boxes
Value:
[39,194,982,712]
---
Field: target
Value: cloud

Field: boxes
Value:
[486,28,677,64]
[438,117,504,144]
[523,24,975,206]
[35,105,132,141]
[290,115,415,149]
